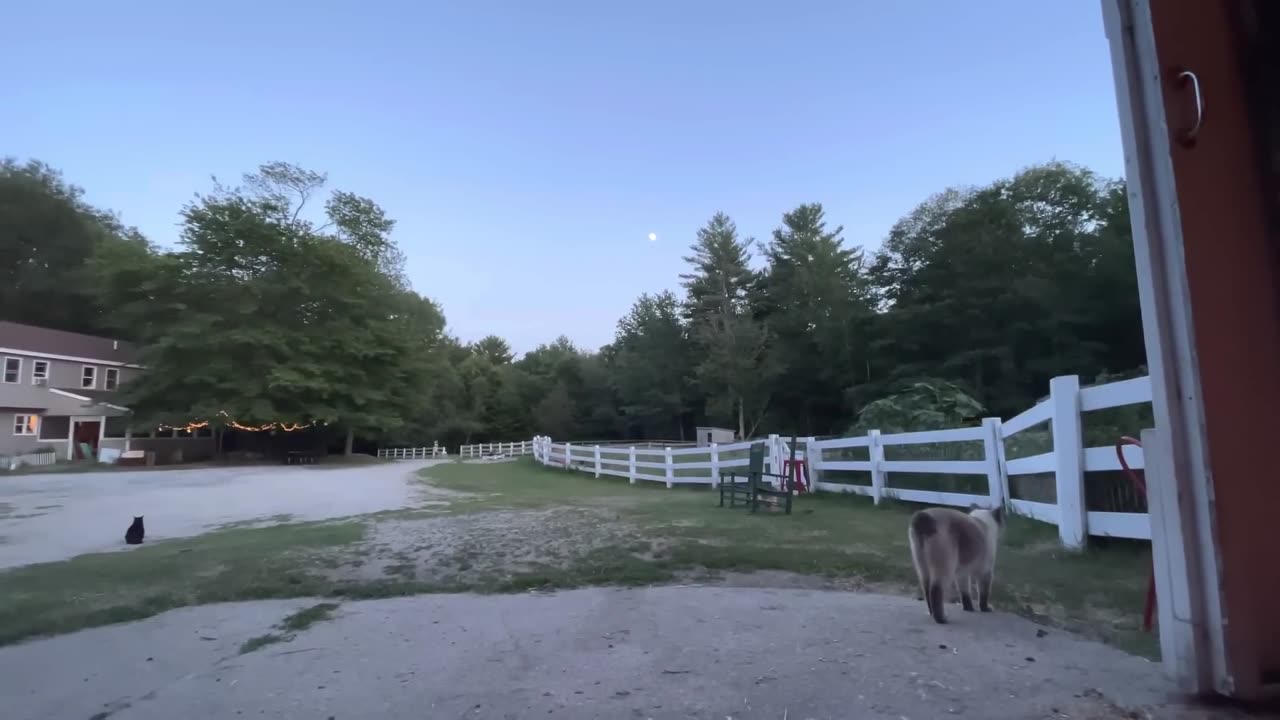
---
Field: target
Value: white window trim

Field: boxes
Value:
[13,414,38,436]
[81,365,97,390]
[104,367,119,391]
[31,359,49,383]
[2,356,21,384]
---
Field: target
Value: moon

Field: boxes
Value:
[647,232,657,242]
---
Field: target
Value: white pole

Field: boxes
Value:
[869,430,885,504]
[1050,374,1087,549]
[709,442,720,486]
[664,446,674,489]
[981,418,1007,509]
[593,445,602,478]
[628,446,637,484]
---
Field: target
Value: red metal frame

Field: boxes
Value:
[1116,435,1157,632]
[782,458,809,494]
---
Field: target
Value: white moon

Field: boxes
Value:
[647,232,657,242]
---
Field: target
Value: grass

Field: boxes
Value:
[0,520,364,646]
[238,602,341,654]
[0,458,1157,659]
[425,459,1159,657]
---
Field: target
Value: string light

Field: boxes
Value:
[155,413,326,433]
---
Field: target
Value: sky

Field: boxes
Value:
[5,1,1125,354]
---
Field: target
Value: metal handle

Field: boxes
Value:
[1176,69,1203,145]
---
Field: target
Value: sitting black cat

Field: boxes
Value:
[125,516,145,545]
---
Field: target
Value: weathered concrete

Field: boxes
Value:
[1,586,1185,720]
[0,460,444,568]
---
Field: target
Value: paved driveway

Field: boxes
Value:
[0,587,1191,720]
[0,460,444,569]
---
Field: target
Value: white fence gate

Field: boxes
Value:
[459,440,535,459]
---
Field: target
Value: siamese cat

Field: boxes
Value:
[125,516,145,545]
[908,504,1004,624]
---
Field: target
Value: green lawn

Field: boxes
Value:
[0,458,1157,658]
[430,459,1157,657]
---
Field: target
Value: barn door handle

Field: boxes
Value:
[1175,69,1203,145]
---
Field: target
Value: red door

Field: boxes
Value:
[73,421,100,460]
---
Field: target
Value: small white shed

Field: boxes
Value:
[695,426,736,447]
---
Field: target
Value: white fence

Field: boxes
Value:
[3,449,58,471]
[459,440,535,459]
[532,373,1152,549]
[377,444,448,460]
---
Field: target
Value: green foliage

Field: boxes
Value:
[851,379,985,434]
[11,156,1146,451]
[0,158,150,335]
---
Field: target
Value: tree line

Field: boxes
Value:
[1,157,1144,451]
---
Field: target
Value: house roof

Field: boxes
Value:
[0,385,125,415]
[56,388,130,410]
[0,321,140,366]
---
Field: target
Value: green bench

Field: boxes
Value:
[718,437,797,514]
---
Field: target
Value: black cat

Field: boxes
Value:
[125,516,145,545]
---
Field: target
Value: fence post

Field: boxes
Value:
[709,443,720,486]
[564,442,571,469]
[1050,374,1087,549]
[593,445,601,478]
[803,436,819,492]
[766,434,780,479]
[869,429,885,504]
[981,418,1007,509]
[664,446,674,489]
[629,446,637,484]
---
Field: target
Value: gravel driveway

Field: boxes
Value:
[0,586,1193,720]
[0,460,445,569]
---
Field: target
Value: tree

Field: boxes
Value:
[533,381,575,440]
[92,162,426,453]
[471,335,515,365]
[0,158,150,335]
[760,203,873,434]
[867,161,1145,417]
[611,291,693,439]
[681,213,775,438]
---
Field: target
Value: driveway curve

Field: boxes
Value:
[0,460,445,569]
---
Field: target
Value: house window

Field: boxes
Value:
[103,416,129,439]
[3,357,20,384]
[81,365,97,389]
[31,360,49,384]
[13,415,38,436]
[104,368,119,391]
[38,416,70,440]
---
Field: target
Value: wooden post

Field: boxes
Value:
[1050,374,1086,549]
[629,446,637,484]
[709,443,720,486]
[664,446,674,489]
[981,418,1007,509]
[563,442,571,469]
[869,430,886,504]
[593,445,601,478]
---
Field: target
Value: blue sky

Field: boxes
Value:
[6,1,1124,353]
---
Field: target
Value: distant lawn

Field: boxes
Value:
[0,458,1156,658]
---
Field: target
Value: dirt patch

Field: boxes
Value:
[323,506,647,584]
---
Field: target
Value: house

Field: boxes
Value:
[0,321,214,462]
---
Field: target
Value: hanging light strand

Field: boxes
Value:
[155,413,324,433]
